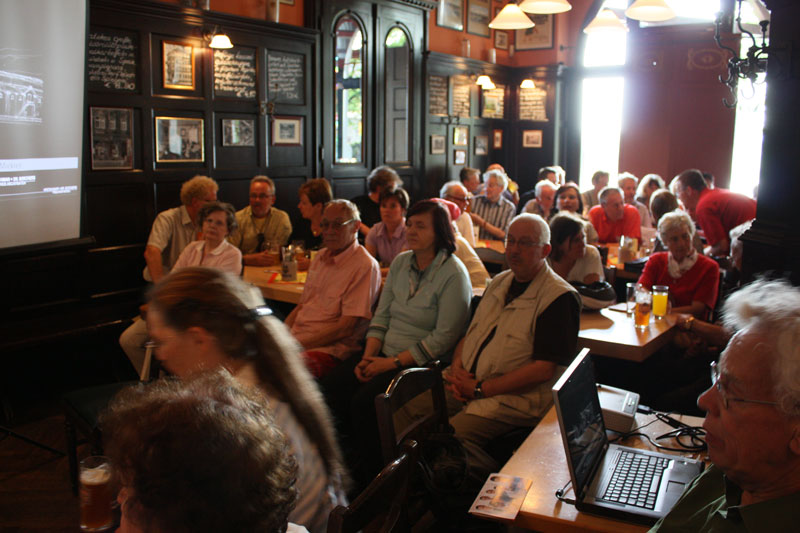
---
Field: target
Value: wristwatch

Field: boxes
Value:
[473,380,484,399]
[393,357,403,369]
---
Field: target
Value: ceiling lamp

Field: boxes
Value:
[209,33,234,49]
[625,0,676,23]
[520,79,536,89]
[584,9,629,34]
[489,4,534,30]
[476,75,496,90]
[519,0,572,15]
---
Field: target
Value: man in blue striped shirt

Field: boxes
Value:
[469,169,516,241]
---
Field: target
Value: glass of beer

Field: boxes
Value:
[634,288,652,330]
[652,285,669,319]
[79,456,113,531]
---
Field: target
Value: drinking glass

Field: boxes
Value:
[626,282,637,316]
[652,285,669,319]
[79,456,113,531]
[634,288,652,330]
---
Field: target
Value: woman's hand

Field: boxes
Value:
[354,354,397,383]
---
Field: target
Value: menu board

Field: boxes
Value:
[481,84,505,119]
[267,51,304,104]
[429,75,449,116]
[214,47,257,99]
[452,75,472,118]
[87,28,138,92]
[519,85,548,121]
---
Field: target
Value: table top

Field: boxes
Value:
[498,407,705,533]
[579,307,677,362]
[243,265,304,304]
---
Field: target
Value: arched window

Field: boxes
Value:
[333,14,365,164]
[383,26,411,164]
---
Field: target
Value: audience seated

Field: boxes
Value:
[517,166,559,214]
[548,212,604,285]
[650,279,800,532]
[289,178,333,266]
[588,187,642,244]
[440,180,477,247]
[636,173,664,214]
[364,186,409,267]
[173,201,242,274]
[672,168,756,256]
[102,371,302,533]
[320,200,472,489]
[432,198,489,288]
[469,169,516,241]
[486,163,518,205]
[522,180,557,219]
[554,182,599,244]
[399,213,580,480]
[147,268,347,532]
[351,166,403,240]
[618,172,653,228]
[581,170,609,215]
[229,175,292,266]
[285,200,382,378]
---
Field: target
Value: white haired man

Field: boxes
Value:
[469,169,516,241]
[522,180,557,219]
[618,172,653,228]
[651,278,800,531]
[440,180,477,247]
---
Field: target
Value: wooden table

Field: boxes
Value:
[497,407,705,533]
[243,266,304,304]
[579,308,677,362]
[474,239,505,265]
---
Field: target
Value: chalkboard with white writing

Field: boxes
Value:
[429,75,449,116]
[267,51,304,104]
[214,47,257,99]
[452,75,471,118]
[88,28,138,92]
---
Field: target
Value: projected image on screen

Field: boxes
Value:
[0,0,86,250]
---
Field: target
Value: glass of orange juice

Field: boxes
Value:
[652,285,669,319]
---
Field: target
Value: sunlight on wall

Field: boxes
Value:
[579,76,625,189]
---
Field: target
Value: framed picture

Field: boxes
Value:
[454,149,467,165]
[437,0,464,31]
[516,14,554,50]
[222,119,255,147]
[474,135,488,156]
[522,129,543,148]
[271,115,303,146]
[453,125,469,146]
[430,134,446,155]
[162,41,195,90]
[492,129,503,149]
[494,30,508,50]
[155,116,204,162]
[90,107,133,170]
[466,0,490,38]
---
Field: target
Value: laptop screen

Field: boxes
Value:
[553,352,608,494]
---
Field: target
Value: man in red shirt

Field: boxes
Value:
[588,187,642,243]
[673,169,756,256]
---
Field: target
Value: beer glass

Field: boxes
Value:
[652,285,669,319]
[625,282,637,316]
[79,456,113,531]
[634,287,652,330]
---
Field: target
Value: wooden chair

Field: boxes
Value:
[327,440,418,533]
[374,366,449,465]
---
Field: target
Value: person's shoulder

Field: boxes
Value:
[271,206,290,219]
[500,196,515,209]
[696,253,720,270]
[235,206,249,217]
[585,244,601,259]
[588,204,603,217]
[623,204,639,215]
[353,242,380,266]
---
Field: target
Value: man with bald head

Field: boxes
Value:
[588,186,642,243]
[440,180,477,247]
[651,279,800,531]
[285,200,381,378]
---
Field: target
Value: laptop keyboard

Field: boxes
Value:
[601,451,669,510]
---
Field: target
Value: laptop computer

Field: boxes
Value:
[552,350,704,525]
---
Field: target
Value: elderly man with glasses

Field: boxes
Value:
[440,180,477,247]
[285,199,381,378]
[650,278,800,532]
[229,175,292,266]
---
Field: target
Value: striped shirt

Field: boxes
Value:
[471,195,516,240]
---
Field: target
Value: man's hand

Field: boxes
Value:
[445,365,478,402]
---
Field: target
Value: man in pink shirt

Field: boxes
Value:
[285,199,382,378]
[588,187,642,243]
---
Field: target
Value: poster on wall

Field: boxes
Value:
[494,30,508,50]
[162,40,195,89]
[155,116,204,162]
[467,0,490,38]
[481,85,505,119]
[515,14,553,50]
[522,129,543,148]
[437,0,464,31]
[90,107,133,170]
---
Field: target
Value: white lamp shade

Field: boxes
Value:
[519,0,572,15]
[489,4,534,30]
[584,9,629,34]
[520,79,536,89]
[476,75,496,90]
[625,0,676,22]
[209,33,233,49]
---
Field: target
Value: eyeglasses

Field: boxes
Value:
[709,361,778,409]
[250,193,274,200]
[504,237,543,249]
[446,194,470,203]
[320,218,356,230]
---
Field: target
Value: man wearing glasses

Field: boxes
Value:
[230,175,292,266]
[440,180,476,247]
[285,200,381,378]
[651,278,800,531]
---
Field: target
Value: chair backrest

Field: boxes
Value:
[374,366,449,465]
[327,440,417,533]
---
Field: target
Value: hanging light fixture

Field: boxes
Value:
[205,27,234,49]
[520,79,536,89]
[489,3,534,30]
[584,9,628,34]
[519,0,572,15]
[476,75,496,90]
[625,0,676,23]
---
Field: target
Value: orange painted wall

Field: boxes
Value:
[151,0,304,27]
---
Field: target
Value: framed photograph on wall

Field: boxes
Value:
[271,115,303,146]
[430,134,446,155]
[466,0,490,38]
[155,116,204,162]
[437,0,464,31]
[453,125,469,146]
[222,119,255,147]
[494,30,508,50]
[162,41,195,90]
[474,135,488,155]
[90,107,133,170]
[454,149,467,165]
[492,129,503,149]
[516,14,554,50]
[522,129,543,148]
